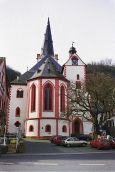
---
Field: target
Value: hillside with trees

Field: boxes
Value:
[86,61,115,77]
[6,66,21,82]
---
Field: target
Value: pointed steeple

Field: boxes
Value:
[42,18,54,56]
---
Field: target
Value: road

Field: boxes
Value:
[0,139,115,172]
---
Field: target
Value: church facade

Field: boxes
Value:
[7,19,92,138]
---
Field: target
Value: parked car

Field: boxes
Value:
[71,134,92,141]
[90,138,111,149]
[62,137,88,147]
[54,136,68,146]
[77,134,92,141]
[50,135,57,143]
[109,138,115,148]
[53,136,68,145]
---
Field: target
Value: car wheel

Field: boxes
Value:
[82,143,87,147]
[67,144,70,147]
[97,146,101,150]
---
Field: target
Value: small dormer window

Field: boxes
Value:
[17,89,23,98]
[71,56,78,65]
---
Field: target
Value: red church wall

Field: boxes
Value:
[39,79,42,118]
[55,79,59,136]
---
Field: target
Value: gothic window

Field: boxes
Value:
[62,125,67,133]
[31,84,36,112]
[60,86,65,112]
[77,74,80,80]
[15,107,20,117]
[17,89,23,98]
[43,83,53,111]
[45,125,51,132]
[29,125,34,132]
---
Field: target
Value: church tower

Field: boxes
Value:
[63,44,86,84]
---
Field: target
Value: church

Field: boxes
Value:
[7,19,92,138]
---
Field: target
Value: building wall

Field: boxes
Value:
[26,78,69,137]
[40,119,56,136]
[58,119,69,136]
[65,65,85,82]
[0,58,9,135]
[83,121,92,134]
[26,119,38,137]
[26,118,70,137]
[8,85,27,133]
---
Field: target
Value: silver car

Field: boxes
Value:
[62,137,87,147]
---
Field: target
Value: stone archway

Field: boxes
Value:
[72,118,83,135]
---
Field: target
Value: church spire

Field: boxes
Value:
[42,18,54,56]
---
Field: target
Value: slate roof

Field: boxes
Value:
[30,56,67,81]
[11,19,67,85]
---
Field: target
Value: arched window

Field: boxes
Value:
[31,84,36,112]
[60,86,65,112]
[29,125,34,132]
[45,125,51,132]
[62,125,67,133]
[17,89,23,98]
[77,74,80,80]
[43,83,53,111]
[15,107,20,117]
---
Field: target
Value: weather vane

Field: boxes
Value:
[72,42,75,47]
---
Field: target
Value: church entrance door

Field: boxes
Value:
[72,118,83,135]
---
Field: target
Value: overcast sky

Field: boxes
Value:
[0,0,115,73]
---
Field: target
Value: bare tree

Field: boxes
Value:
[67,73,115,137]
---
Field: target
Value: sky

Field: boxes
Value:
[0,0,115,73]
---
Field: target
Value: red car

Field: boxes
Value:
[109,138,115,148]
[53,136,68,145]
[90,138,111,149]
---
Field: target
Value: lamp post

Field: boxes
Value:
[3,125,6,145]
[14,121,21,150]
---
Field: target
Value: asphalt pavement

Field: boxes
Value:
[0,139,115,172]
[23,138,115,155]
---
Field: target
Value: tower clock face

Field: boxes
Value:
[72,59,78,65]
[71,56,78,65]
